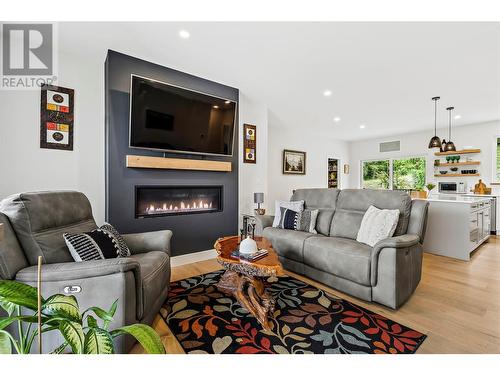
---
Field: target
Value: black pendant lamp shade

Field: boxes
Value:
[444,106,456,152]
[428,96,442,149]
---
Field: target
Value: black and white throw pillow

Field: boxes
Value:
[64,223,131,262]
[278,207,319,233]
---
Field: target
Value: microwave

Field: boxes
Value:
[438,181,467,194]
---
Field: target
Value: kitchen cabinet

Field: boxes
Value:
[422,195,491,261]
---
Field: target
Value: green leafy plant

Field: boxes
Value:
[0,280,165,354]
[425,183,436,192]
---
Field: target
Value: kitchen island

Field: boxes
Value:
[420,194,491,260]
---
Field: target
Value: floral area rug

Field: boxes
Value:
[160,270,426,354]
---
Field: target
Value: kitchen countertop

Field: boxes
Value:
[423,194,492,204]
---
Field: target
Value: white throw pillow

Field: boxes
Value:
[272,200,305,227]
[356,205,400,247]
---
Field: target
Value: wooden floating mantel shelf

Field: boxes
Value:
[434,173,480,178]
[434,149,481,156]
[126,155,232,172]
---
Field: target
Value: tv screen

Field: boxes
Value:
[129,75,237,156]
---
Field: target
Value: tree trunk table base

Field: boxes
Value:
[214,236,283,331]
[216,270,275,330]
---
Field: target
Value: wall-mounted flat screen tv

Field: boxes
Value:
[129,75,237,157]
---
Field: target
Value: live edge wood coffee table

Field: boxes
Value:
[214,236,283,330]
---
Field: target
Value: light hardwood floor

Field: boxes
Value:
[131,236,500,354]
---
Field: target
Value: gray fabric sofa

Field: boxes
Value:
[255,188,429,309]
[0,191,172,353]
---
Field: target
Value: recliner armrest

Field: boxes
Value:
[15,257,141,282]
[255,215,275,235]
[122,230,172,255]
[370,234,421,286]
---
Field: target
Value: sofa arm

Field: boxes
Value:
[15,257,141,283]
[122,230,172,255]
[254,215,275,235]
[370,234,420,286]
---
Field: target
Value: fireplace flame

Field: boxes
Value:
[145,199,215,214]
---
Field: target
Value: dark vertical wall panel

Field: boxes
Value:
[105,50,238,256]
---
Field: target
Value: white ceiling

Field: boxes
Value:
[59,22,500,141]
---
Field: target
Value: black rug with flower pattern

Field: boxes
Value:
[160,270,426,354]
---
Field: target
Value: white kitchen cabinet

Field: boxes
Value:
[422,195,491,261]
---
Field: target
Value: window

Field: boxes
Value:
[361,160,390,189]
[392,157,426,191]
[361,156,426,190]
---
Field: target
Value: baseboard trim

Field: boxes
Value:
[171,249,217,267]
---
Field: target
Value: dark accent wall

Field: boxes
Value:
[105,50,239,256]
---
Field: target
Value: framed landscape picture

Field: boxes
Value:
[283,149,306,175]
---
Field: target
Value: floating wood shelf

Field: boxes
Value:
[126,155,232,172]
[434,173,480,178]
[434,149,481,156]
[436,161,481,167]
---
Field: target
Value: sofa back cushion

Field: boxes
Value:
[0,191,97,265]
[330,189,412,240]
[291,189,340,236]
[0,213,29,279]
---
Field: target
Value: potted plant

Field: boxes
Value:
[0,280,165,354]
[425,183,436,198]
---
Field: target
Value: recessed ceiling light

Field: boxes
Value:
[359,124,366,129]
[225,100,231,104]
[213,105,219,109]
[454,114,461,120]
[333,117,341,122]
[179,30,190,39]
[323,90,332,97]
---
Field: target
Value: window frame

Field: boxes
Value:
[360,154,427,191]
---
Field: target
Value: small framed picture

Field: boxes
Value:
[283,149,306,175]
[243,124,256,164]
[40,84,74,151]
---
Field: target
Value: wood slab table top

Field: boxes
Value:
[214,236,283,277]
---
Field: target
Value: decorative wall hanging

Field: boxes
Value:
[243,123,256,163]
[283,149,306,175]
[40,84,74,151]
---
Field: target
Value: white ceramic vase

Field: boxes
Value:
[239,235,258,254]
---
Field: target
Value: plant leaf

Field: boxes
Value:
[84,306,113,323]
[111,324,165,354]
[87,315,98,328]
[0,331,12,354]
[59,321,85,354]
[42,294,81,322]
[84,327,114,354]
[108,299,118,317]
[50,342,68,354]
[0,297,16,316]
[0,280,40,310]
[0,315,42,330]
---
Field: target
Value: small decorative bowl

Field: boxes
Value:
[439,171,448,175]
[450,167,459,172]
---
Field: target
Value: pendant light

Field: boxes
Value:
[428,96,441,148]
[444,106,456,152]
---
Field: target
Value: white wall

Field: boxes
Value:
[266,119,350,214]
[0,51,106,222]
[238,94,268,221]
[348,121,500,194]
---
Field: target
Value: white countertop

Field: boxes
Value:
[423,194,492,204]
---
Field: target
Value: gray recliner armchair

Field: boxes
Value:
[0,191,172,353]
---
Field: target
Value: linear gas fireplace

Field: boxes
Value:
[135,185,223,218]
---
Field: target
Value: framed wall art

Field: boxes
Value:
[243,123,256,164]
[40,84,74,151]
[283,149,306,175]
